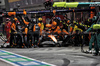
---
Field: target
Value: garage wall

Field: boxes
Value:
[9,0,100,11]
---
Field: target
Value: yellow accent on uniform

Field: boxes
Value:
[88,25,90,27]
[9,30,11,33]
[80,24,82,25]
[40,23,44,30]
[38,18,42,21]
[73,25,83,32]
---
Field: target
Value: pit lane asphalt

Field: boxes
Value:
[0,47,100,66]
[0,39,100,66]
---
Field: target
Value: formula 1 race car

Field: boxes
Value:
[39,28,61,47]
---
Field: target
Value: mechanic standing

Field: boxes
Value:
[38,17,44,30]
[85,9,100,56]
[10,18,17,46]
[2,22,5,34]
[33,19,41,48]
[5,18,11,43]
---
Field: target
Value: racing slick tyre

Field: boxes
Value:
[6,45,11,48]
[1,45,5,48]
[55,43,62,47]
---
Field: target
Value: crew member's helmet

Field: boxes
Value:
[52,21,57,26]
[32,18,36,23]
[38,22,41,27]
[46,24,52,28]
[88,18,92,22]
[56,17,61,21]
[14,18,18,21]
[38,17,42,21]
[92,16,97,22]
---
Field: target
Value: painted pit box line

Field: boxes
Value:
[0,49,56,66]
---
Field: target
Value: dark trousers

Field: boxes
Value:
[74,34,82,46]
[34,32,39,46]
[10,33,14,46]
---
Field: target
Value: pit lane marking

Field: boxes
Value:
[0,49,56,66]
